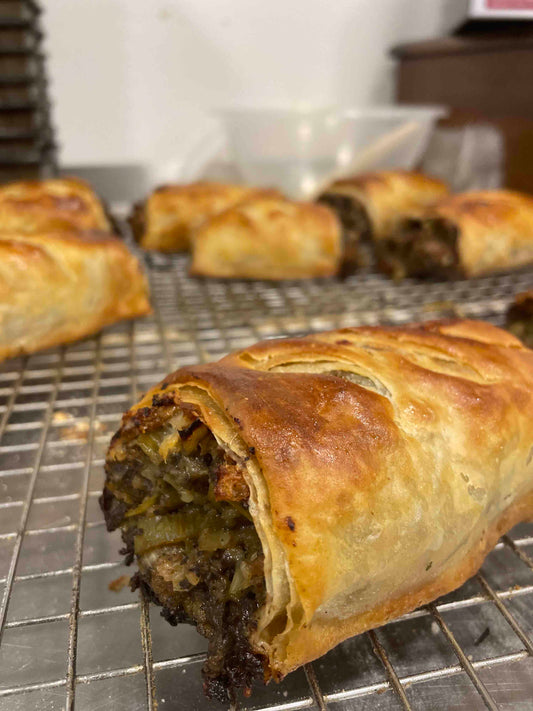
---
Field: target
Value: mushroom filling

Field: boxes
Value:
[128,199,146,243]
[378,218,459,279]
[101,419,266,702]
[317,193,370,273]
[507,297,533,347]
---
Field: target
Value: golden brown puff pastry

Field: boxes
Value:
[130,182,271,252]
[190,194,342,280]
[379,190,533,279]
[317,169,449,245]
[0,230,151,362]
[101,319,533,701]
[507,289,533,346]
[0,177,113,234]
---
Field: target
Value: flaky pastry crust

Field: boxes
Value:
[109,319,533,678]
[131,182,266,252]
[0,230,151,362]
[190,194,342,279]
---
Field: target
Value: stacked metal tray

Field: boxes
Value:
[0,256,532,710]
[0,0,57,182]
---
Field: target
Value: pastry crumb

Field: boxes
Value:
[108,575,130,592]
[60,418,107,441]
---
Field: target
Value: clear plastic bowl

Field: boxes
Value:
[213,106,446,200]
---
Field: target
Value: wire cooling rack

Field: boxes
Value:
[0,255,532,711]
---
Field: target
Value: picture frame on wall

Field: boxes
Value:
[469,0,533,18]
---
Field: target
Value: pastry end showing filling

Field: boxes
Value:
[507,296,533,347]
[128,200,146,244]
[377,217,459,280]
[317,192,370,274]
[100,410,266,703]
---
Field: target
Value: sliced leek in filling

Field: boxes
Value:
[102,415,266,702]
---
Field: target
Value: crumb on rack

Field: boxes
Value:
[421,300,465,317]
[59,418,107,441]
[108,574,130,593]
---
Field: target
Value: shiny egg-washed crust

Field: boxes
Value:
[190,194,342,279]
[319,169,449,241]
[422,190,533,278]
[110,319,533,678]
[0,230,151,363]
[131,182,274,252]
[0,177,113,234]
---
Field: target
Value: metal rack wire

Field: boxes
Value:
[0,257,531,710]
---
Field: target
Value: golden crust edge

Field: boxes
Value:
[265,490,533,677]
[0,300,152,365]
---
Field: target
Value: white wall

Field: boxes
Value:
[43,0,464,182]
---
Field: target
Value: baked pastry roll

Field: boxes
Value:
[130,182,264,252]
[317,169,449,246]
[190,194,342,279]
[101,319,533,702]
[507,290,533,346]
[0,230,151,362]
[0,177,113,234]
[378,190,533,279]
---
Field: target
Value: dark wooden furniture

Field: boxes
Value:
[393,28,533,193]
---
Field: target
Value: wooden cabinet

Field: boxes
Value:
[393,31,533,192]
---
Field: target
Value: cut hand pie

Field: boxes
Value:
[101,319,533,702]
[378,190,533,279]
[317,169,449,247]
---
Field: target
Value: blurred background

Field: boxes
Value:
[43,0,464,189]
[3,0,533,202]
